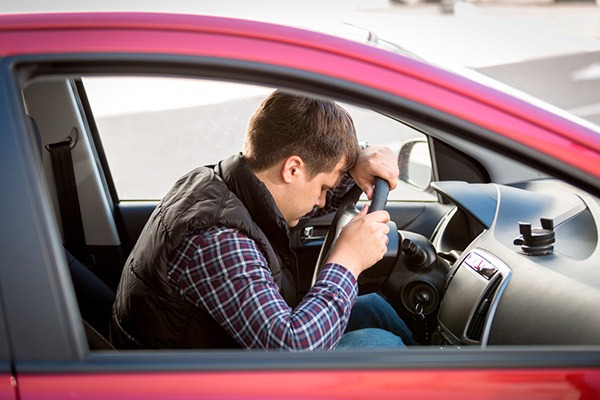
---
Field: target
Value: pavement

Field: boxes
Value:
[357,0,600,68]
[351,0,600,125]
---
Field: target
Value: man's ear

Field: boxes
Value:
[281,155,305,183]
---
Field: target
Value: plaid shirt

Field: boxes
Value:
[167,175,358,350]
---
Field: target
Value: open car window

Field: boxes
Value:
[28,71,597,354]
[83,77,436,202]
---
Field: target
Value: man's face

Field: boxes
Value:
[282,159,346,227]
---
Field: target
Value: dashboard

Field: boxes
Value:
[431,180,600,346]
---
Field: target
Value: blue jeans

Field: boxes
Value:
[336,293,417,349]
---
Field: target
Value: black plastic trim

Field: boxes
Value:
[15,347,600,374]
[0,283,13,368]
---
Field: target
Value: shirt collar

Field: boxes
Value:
[215,153,291,244]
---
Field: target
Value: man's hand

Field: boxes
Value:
[349,146,399,199]
[325,205,391,279]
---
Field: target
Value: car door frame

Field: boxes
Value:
[2,29,600,398]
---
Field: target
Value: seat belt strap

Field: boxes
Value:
[47,136,92,265]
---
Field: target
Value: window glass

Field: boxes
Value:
[83,77,435,201]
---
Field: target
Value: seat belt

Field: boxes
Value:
[47,128,94,266]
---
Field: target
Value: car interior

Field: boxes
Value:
[18,62,600,352]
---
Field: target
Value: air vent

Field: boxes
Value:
[465,276,501,343]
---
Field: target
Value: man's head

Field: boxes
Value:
[244,90,359,178]
[244,90,359,226]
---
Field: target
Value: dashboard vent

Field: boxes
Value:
[465,277,501,343]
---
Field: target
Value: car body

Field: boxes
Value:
[1,11,600,399]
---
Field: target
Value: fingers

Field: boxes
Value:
[380,167,399,191]
[350,210,390,236]
[366,209,391,224]
[369,214,390,256]
[351,146,400,195]
[375,223,390,257]
[367,148,399,190]
[358,203,369,216]
[330,210,392,277]
[356,210,390,252]
[360,183,374,200]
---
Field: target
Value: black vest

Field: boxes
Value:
[110,154,299,349]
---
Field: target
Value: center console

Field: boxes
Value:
[436,249,511,346]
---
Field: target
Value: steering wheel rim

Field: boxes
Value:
[311,178,392,288]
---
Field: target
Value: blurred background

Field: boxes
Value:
[4,0,599,126]
[4,0,599,200]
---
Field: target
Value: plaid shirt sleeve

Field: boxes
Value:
[168,226,358,350]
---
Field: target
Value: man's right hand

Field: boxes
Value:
[325,205,391,279]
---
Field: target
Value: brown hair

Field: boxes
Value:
[244,90,359,177]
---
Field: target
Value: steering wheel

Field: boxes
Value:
[311,178,399,294]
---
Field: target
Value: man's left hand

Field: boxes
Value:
[350,146,399,200]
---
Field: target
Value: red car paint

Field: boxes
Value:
[1,12,599,399]
[17,369,600,399]
[1,13,599,179]
[0,374,16,400]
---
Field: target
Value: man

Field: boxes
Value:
[111,90,415,350]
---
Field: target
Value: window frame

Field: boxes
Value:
[6,53,600,373]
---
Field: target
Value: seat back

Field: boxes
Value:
[65,248,116,348]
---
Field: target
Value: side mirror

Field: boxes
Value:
[398,139,432,191]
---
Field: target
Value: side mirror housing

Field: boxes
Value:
[398,139,432,191]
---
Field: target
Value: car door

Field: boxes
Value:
[3,12,600,399]
[6,74,600,400]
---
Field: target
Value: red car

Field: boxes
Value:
[1,12,599,399]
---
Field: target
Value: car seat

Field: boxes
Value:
[65,248,116,350]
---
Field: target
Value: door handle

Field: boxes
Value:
[301,226,327,246]
[302,226,325,241]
